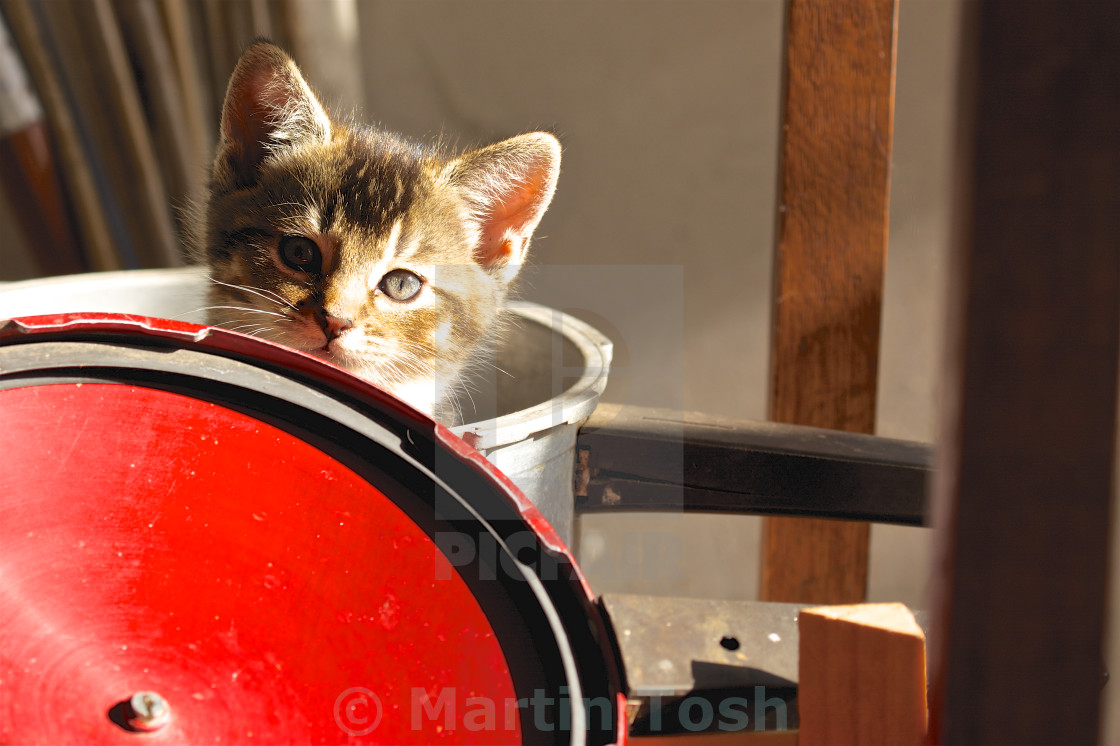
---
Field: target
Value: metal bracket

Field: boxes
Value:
[602,593,930,736]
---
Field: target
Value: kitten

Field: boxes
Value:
[201,41,559,423]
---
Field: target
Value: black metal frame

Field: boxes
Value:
[574,404,931,527]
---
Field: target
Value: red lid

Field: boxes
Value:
[0,314,625,745]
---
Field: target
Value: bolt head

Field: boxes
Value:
[128,691,170,732]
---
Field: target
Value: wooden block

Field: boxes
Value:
[760,0,899,604]
[798,603,926,746]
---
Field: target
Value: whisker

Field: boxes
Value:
[204,305,289,319]
[468,358,515,378]
[207,277,297,310]
[454,371,475,421]
[170,306,222,321]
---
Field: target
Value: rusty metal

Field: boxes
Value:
[602,593,802,735]
[603,594,804,694]
[601,593,930,736]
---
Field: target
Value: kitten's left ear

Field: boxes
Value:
[445,133,561,284]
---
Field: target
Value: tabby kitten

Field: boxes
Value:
[202,42,560,422]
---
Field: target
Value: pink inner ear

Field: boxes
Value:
[222,66,282,182]
[475,175,551,268]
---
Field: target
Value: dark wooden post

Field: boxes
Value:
[761,0,899,603]
[927,1,1120,744]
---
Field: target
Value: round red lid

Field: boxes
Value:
[0,314,625,746]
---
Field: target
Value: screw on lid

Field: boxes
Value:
[127,691,170,732]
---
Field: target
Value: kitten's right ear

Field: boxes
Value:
[214,42,332,189]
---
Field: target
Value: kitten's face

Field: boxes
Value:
[203,43,559,420]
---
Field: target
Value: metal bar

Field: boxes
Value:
[575,404,930,526]
[602,593,801,736]
[926,1,1120,743]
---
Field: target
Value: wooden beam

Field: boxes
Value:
[761,0,899,603]
[798,603,927,746]
[927,1,1120,744]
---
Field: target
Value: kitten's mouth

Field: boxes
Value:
[299,343,335,363]
[308,343,352,368]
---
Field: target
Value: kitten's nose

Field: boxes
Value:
[314,309,353,342]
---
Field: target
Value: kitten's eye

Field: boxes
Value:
[379,269,423,302]
[278,236,322,274]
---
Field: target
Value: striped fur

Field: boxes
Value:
[202,42,559,422]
